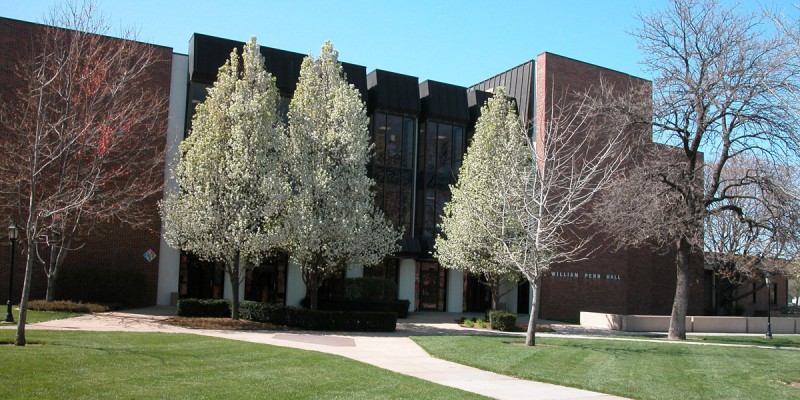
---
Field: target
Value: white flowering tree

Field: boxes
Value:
[161,37,287,320]
[436,89,523,311]
[447,86,634,346]
[285,42,400,310]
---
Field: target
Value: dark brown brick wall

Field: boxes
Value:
[534,52,704,320]
[0,17,172,305]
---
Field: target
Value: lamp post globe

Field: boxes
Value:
[765,272,773,339]
[4,221,18,323]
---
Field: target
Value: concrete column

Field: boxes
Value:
[285,262,306,307]
[156,53,187,306]
[398,258,416,312]
[223,274,245,302]
[499,281,519,313]
[446,269,464,313]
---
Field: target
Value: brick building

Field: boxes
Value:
[2,17,776,319]
[0,17,180,307]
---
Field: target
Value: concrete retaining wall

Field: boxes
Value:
[580,312,799,333]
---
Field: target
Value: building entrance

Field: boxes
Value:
[517,281,530,314]
[417,262,446,311]
[244,253,288,304]
[179,253,224,300]
[465,273,492,312]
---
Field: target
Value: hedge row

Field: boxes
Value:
[315,298,410,319]
[488,310,517,332]
[177,299,397,332]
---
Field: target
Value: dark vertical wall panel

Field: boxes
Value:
[419,80,468,123]
[367,69,420,115]
[189,33,367,99]
[470,60,534,126]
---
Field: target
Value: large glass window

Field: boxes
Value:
[370,112,416,236]
[363,258,399,284]
[417,121,466,240]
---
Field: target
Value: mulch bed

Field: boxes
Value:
[164,316,286,331]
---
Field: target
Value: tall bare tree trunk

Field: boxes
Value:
[229,252,241,320]
[15,237,36,346]
[525,277,542,346]
[488,275,500,311]
[45,243,58,302]
[668,238,691,340]
[304,269,320,310]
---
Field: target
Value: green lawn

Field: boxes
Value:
[607,334,800,348]
[22,309,84,323]
[0,330,486,400]
[0,308,83,325]
[413,335,800,400]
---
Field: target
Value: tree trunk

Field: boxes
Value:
[229,253,240,320]
[45,274,56,303]
[305,270,320,310]
[45,242,59,302]
[15,237,36,346]
[668,238,691,340]
[489,276,500,311]
[45,244,59,302]
[524,277,542,346]
[45,237,70,302]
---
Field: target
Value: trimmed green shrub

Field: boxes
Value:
[488,310,517,332]
[239,300,288,325]
[239,300,396,332]
[55,266,149,307]
[286,308,396,332]
[176,298,231,317]
[317,298,410,318]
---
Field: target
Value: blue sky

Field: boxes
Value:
[2,1,797,87]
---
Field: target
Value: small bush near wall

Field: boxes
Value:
[56,266,149,307]
[781,305,800,315]
[488,310,517,332]
[176,298,231,317]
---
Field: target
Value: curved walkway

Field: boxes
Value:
[20,307,625,400]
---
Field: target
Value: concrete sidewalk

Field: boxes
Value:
[20,307,627,400]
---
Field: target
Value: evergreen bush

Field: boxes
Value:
[176,298,231,317]
[488,310,517,331]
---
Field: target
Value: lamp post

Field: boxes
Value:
[765,272,773,339]
[4,221,18,323]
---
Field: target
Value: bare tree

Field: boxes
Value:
[595,0,800,339]
[0,1,168,345]
[703,158,800,313]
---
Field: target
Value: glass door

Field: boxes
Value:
[418,262,446,311]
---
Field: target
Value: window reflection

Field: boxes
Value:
[418,120,466,240]
[370,112,416,236]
